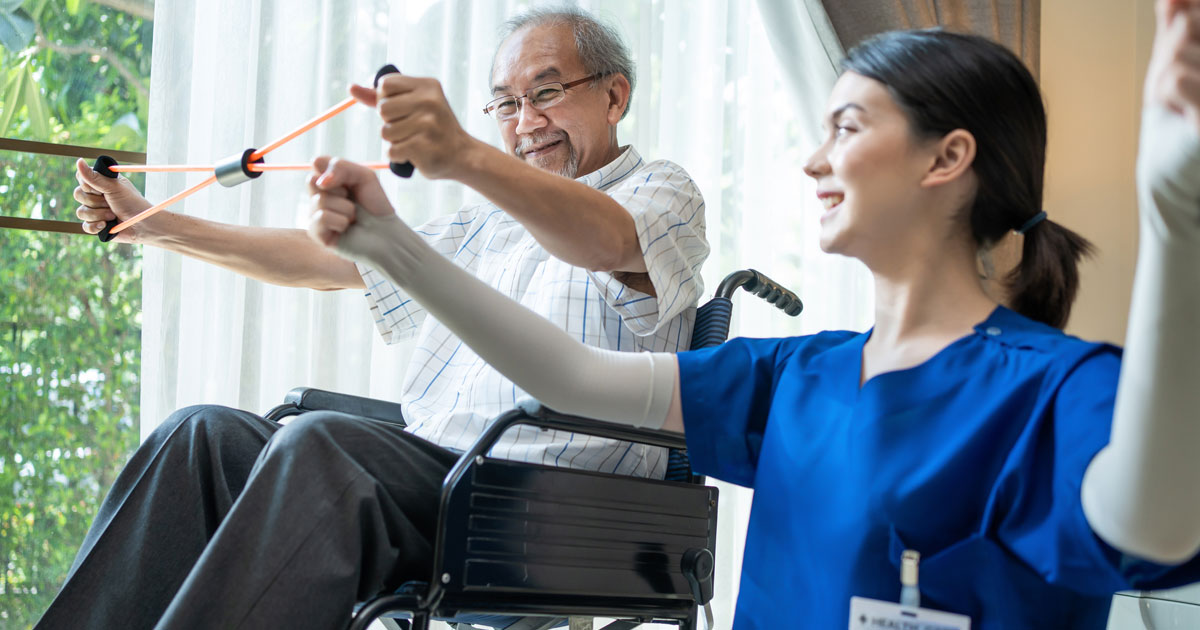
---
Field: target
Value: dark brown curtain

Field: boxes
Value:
[818,0,1040,77]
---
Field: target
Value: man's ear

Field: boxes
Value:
[921,129,976,188]
[605,74,632,125]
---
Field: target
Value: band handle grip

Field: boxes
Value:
[92,155,120,242]
[374,64,415,178]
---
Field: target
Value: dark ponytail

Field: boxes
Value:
[1008,219,1093,328]
[842,29,1093,329]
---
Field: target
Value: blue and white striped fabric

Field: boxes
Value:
[358,147,708,478]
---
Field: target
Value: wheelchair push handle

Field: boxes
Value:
[715,268,803,316]
[373,64,415,179]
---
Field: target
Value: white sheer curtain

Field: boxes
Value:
[142,1,872,627]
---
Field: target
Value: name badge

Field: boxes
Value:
[849,596,971,630]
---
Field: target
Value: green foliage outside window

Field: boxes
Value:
[1,1,151,626]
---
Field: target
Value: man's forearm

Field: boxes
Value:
[454,140,647,274]
[143,212,365,290]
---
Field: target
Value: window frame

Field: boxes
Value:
[0,137,145,234]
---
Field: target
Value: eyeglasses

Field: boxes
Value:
[483,75,597,120]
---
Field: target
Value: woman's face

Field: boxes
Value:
[804,72,943,264]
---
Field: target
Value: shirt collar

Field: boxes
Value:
[971,305,1060,345]
[576,145,643,191]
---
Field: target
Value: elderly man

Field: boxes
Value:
[37,7,707,630]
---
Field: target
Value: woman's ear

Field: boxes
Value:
[921,129,976,188]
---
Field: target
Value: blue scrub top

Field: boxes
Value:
[676,306,1200,630]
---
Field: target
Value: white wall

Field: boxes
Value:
[1042,0,1154,344]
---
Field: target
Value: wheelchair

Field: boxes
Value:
[264,270,803,630]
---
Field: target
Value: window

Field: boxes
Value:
[1,1,152,626]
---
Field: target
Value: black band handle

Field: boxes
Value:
[373,64,415,178]
[92,155,120,242]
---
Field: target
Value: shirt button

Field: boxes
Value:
[985,326,1002,336]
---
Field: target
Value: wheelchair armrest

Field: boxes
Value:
[264,387,406,426]
[465,399,688,460]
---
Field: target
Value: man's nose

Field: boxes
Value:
[514,101,548,135]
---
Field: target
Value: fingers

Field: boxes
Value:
[74,184,116,227]
[374,77,447,129]
[307,157,360,247]
[310,156,368,192]
[306,160,349,198]
[79,217,121,234]
[74,185,108,209]
[1154,7,1200,115]
[308,209,352,247]
[381,133,421,170]
[311,190,356,222]
[1160,0,1200,26]
[1170,68,1200,113]
[76,203,117,224]
[79,219,112,235]
[75,158,124,194]
[371,79,469,180]
[378,94,425,125]
[76,159,102,195]
[306,155,400,249]
[349,83,378,107]
[376,73,425,98]
[309,156,394,216]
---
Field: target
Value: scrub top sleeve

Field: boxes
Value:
[1063,350,1200,589]
[676,337,789,487]
[1005,347,1200,593]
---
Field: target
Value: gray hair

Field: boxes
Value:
[492,6,636,120]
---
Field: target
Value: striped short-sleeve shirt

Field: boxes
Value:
[358,146,708,478]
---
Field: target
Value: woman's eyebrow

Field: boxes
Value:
[828,103,865,125]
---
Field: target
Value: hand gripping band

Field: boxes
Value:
[92,155,121,243]
[374,64,415,178]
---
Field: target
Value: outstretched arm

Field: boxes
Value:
[1081,0,1200,564]
[74,160,362,290]
[306,156,686,433]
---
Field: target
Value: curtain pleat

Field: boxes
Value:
[817,0,1040,76]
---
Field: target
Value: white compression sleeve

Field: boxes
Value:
[1081,105,1200,564]
[334,207,677,430]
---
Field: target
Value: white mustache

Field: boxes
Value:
[516,132,568,157]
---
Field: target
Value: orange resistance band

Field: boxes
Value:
[103,90,386,235]
[249,162,389,172]
[110,162,391,174]
[251,97,358,161]
[109,176,217,234]
[105,163,390,234]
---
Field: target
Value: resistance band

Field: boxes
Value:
[89,64,411,242]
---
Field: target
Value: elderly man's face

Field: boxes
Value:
[490,24,623,178]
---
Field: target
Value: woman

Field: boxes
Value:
[306,6,1200,629]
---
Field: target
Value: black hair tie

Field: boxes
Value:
[1015,211,1047,235]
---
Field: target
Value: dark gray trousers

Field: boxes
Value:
[34,404,458,630]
